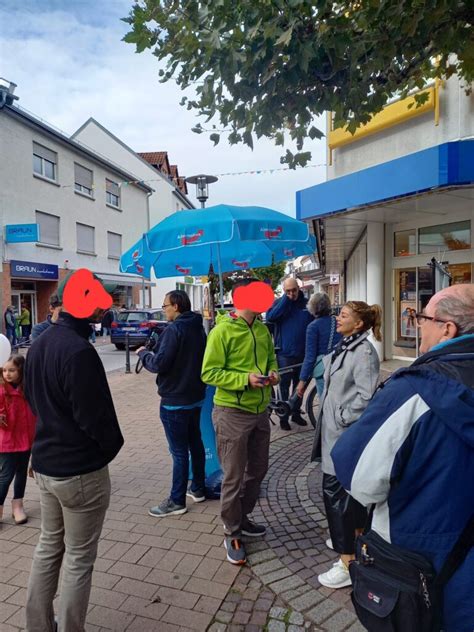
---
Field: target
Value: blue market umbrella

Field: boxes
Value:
[120,204,316,304]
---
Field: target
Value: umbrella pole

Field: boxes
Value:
[216,242,225,308]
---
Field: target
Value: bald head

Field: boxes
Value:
[428,283,474,335]
[283,278,300,300]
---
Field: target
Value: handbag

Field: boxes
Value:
[312,316,336,379]
[349,515,474,632]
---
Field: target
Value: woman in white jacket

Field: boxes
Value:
[312,301,382,589]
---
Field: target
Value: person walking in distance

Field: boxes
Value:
[0,354,36,524]
[23,276,124,632]
[137,290,207,516]
[201,278,279,565]
[266,278,313,430]
[19,303,31,340]
[4,306,17,346]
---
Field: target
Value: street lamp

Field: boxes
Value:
[185,174,218,208]
[0,78,18,109]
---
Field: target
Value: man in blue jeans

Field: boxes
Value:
[137,290,207,516]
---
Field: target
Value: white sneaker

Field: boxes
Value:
[325,537,334,550]
[318,559,352,589]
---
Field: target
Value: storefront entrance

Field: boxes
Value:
[11,288,38,327]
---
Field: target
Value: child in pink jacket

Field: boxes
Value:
[0,354,36,524]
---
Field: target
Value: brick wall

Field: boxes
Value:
[1,265,12,332]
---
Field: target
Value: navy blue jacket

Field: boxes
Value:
[266,291,313,358]
[31,315,52,340]
[299,315,342,381]
[332,336,474,631]
[138,311,207,406]
[24,313,124,477]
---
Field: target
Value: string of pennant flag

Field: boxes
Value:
[61,162,326,189]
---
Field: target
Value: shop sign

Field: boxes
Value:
[329,274,340,285]
[5,223,39,243]
[184,276,194,284]
[10,259,59,280]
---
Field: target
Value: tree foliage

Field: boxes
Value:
[123,1,473,167]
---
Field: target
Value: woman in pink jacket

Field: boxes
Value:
[0,354,36,524]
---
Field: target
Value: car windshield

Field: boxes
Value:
[117,312,149,322]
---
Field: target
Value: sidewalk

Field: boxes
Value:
[0,369,363,632]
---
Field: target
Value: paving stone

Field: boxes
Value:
[267,620,286,632]
[269,606,288,620]
[305,599,340,625]
[259,567,293,585]
[269,574,306,594]
[321,609,358,631]
[289,611,305,625]
[208,624,228,632]
[215,610,234,623]
[288,589,325,612]
[162,606,213,631]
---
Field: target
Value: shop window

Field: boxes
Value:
[106,178,120,208]
[107,231,122,259]
[74,163,93,197]
[33,142,57,181]
[448,263,472,285]
[76,223,95,254]
[418,221,471,254]
[36,210,60,246]
[394,229,416,257]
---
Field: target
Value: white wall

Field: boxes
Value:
[346,233,367,302]
[0,111,148,277]
[73,119,194,309]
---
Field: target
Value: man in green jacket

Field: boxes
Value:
[201,278,279,565]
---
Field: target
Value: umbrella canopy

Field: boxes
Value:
[120,204,317,303]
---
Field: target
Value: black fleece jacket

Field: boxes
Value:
[138,311,207,406]
[24,312,124,476]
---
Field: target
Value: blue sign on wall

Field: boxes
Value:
[5,224,39,243]
[10,260,58,280]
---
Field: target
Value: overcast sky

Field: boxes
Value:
[1,0,327,215]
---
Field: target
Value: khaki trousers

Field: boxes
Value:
[212,406,270,537]
[25,466,111,632]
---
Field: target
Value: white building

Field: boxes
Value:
[297,75,474,361]
[72,119,197,309]
[0,83,153,325]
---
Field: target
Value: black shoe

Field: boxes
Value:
[241,517,266,537]
[280,419,291,431]
[186,489,206,503]
[292,413,308,427]
[224,537,246,565]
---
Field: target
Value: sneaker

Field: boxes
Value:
[224,537,246,565]
[318,559,352,589]
[186,489,206,503]
[326,537,334,550]
[291,413,308,427]
[241,517,266,537]
[148,499,187,517]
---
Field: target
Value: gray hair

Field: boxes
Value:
[434,286,474,335]
[308,292,332,317]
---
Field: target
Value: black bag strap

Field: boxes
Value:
[326,316,336,354]
[434,514,474,588]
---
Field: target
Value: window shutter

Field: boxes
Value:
[36,211,60,246]
[76,223,95,253]
[74,163,93,189]
[33,142,57,164]
[106,179,120,195]
[107,232,122,258]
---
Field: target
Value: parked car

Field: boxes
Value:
[110,309,168,350]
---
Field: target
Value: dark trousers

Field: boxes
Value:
[21,324,31,339]
[0,451,30,505]
[160,405,206,506]
[277,354,303,412]
[6,325,17,346]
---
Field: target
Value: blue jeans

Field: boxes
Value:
[0,451,30,505]
[278,354,304,413]
[6,325,17,346]
[159,405,206,506]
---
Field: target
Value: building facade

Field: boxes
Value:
[0,92,153,328]
[71,119,198,310]
[297,74,474,361]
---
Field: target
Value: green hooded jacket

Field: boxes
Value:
[201,311,278,414]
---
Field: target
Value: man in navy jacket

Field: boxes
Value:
[266,278,313,430]
[332,284,474,631]
[137,290,207,517]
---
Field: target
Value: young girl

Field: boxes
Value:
[0,354,36,524]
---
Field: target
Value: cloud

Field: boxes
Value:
[0,0,327,214]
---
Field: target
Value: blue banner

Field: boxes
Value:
[10,259,58,280]
[200,386,221,476]
[5,224,39,243]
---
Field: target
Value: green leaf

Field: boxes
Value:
[210,133,220,145]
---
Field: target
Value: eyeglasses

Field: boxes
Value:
[162,303,172,309]
[415,312,457,328]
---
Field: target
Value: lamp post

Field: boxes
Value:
[185,174,218,209]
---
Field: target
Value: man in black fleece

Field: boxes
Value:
[137,290,207,517]
[24,302,123,632]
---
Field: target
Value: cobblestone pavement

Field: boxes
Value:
[0,369,363,631]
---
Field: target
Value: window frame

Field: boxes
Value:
[36,210,60,247]
[76,222,96,255]
[32,142,57,182]
[106,178,121,209]
[107,231,122,260]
